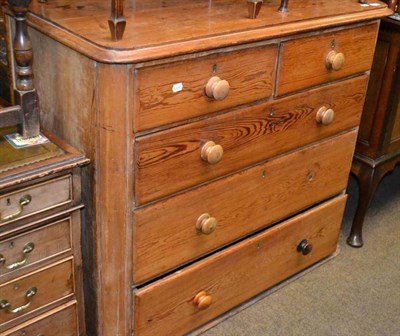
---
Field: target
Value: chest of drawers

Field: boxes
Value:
[3,1,391,335]
[0,128,88,335]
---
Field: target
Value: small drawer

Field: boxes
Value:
[135,75,368,204]
[134,45,277,131]
[134,195,346,336]
[0,175,72,225]
[133,130,357,284]
[0,258,74,326]
[277,23,378,96]
[2,301,78,336]
[0,217,73,278]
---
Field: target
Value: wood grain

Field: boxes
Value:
[0,258,74,326]
[134,195,346,336]
[0,175,72,225]
[135,76,368,205]
[133,130,357,284]
[0,217,72,280]
[277,23,379,96]
[134,45,277,131]
[21,0,391,63]
[2,301,78,336]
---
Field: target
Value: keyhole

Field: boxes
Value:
[331,40,336,49]
[212,64,217,73]
[6,198,11,206]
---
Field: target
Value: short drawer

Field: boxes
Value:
[277,23,378,96]
[0,217,73,278]
[0,175,72,225]
[134,45,277,131]
[2,301,78,336]
[0,258,74,326]
[135,75,368,204]
[134,195,346,336]
[133,130,357,284]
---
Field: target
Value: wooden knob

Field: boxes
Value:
[326,51,345,71]
[205,76,230,101]
[196,214,217,235]
[297,239,313,255]
[316,106,335,125]
[193,291,212,310]
[201,141,224,164]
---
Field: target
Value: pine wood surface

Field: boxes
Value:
[133,130,357,284]
[8,0,390,63]
[134,195,346,336]
[135,76,367,204]
[135,45,277,131]
[277,23,378,96]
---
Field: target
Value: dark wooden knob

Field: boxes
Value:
[326,51,345,71]
[193,291,212,309]
[196,214,217,235]
[297,239,313,255]
[316,106,335,125]
[205,76,230,101]
[201,141,224,164]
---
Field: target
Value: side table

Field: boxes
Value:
[347,17,400,247]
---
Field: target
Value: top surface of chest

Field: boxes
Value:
[22,0,391,62]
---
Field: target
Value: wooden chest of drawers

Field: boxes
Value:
[4,1,391,335]
[0,128,88,335]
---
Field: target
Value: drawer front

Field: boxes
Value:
[0,217,73,278]
[0,175,72,225]
[3,301,78,336]
[0,258,74,326]
[134,196,346,336]
[277,23,378,96]
[133,130,357,284]
[134,45,277,131]
[135,75,367,204]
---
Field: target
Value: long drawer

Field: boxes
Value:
[134,45,277,131]
[2,301,78,336]
[135,75,367,205]
[133,130,357,284]
[0,175,72,226]
[0,258,74,327]
[134,195,346,336]
[0,217,73,279]
[277,23,378,96]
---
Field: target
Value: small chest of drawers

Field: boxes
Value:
[4,1,392,335]
[0,128,88,335]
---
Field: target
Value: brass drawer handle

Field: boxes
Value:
[0,195,32,222]
[201,141,224,164]
[0,287,37,314]
[196,214,217,235]
[297,239,313,255]
[205,76,230,101]
[0,243,35,270]
[326,50,345,71]
[193,291,212,310]
[316,106,335,125]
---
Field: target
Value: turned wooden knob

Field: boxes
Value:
[297,239,313,255]
[193,291,212,310]
[205,76,230,101]
[316,106,335,125]
[326,51,345,71]
[196,214,217,235]
[201,141,224,164]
